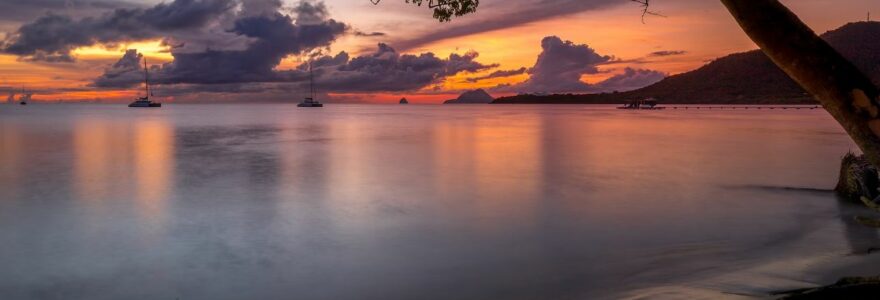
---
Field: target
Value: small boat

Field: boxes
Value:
[619,97,665,110]
[399,97,409,104]
[128,57,161,108]
[128,96,161,108]
[298,62,323,108]
[298,97,323,108]
[18,92,30,106]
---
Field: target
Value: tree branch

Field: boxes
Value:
[721,0,880,170]
[630,0,665,23]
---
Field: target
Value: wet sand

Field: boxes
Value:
[620,198,880,299]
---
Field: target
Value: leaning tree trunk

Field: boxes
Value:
[720,0,880,169]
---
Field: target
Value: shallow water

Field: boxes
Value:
[0,104,876,299]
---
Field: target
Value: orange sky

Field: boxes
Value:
[1,0,878,104]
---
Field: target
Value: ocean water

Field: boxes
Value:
[0,104,877,299]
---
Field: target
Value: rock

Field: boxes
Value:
[835,152,879,203]
[443,89,494,104]
[399,97,409,104]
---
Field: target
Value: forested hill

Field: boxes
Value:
[493,21,880,105]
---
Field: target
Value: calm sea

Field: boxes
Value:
[0,104,876,299]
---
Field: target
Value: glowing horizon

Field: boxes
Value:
[1,0,877,103]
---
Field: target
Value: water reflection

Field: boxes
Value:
[472,116,543,228]
[836,197,880,254]
[0,125,21,200]
[1,105,873,299]
[133,120,174,223]
[73,119,124,202]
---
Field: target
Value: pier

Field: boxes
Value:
[668,106,821,110]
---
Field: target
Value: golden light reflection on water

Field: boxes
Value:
[73,118,174,225]
[433,114,544,229]
[326,118,374,231]
[473,118,543,225]
[73,119,118,202]
[133,120,174,223]
[0,125,21,199]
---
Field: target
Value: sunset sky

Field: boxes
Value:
[1,0,877,103]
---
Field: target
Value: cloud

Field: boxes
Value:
[649,50,687,57]
[313,44,496,92]
[466,67,527,82]
[155,6,346,84]
[239,0,283,17]
[508,36,611,93]
[354,31,387,37]
[2,0,236,62]
[391,0,624,51]
[87,1,495,93]
[492,36,665,94]
[94,43,495,93]
[0,0,141,24]
[593,67,665,92]
[91,1,348,87]
[92,49,144,88]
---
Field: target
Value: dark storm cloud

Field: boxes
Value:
[92,49,144,88]
[0,0,141,23]
[466,67,527,82]
[94,42,495,93]
[312,43,497,92]
[392,0,623,51]
[239,0,283,17]
[511,36,611,92]
[2,0,235,61]
[152,10,346,84]
[305,51,351,69]
[649,50,687,57]
[90,1,348,87]
[34,0,493,94]
[493,36,665,93]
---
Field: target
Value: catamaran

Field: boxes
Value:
[128,57,161,108]
[298,62,323,108]
[18,87,30,105]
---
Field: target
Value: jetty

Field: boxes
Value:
[668,105,821,110]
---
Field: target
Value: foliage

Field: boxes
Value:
[369,0,479,22]
[370,0,662,23]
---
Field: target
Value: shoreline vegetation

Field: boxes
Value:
[491,22,879,106]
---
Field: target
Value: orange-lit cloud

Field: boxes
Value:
[0,0,878,103]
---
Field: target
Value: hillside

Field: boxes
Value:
[444,89,495,104]
[494,22,880,104]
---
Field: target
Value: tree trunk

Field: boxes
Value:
[720,0,880,168]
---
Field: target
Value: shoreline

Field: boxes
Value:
[618,199,880,299]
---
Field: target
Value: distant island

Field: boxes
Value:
[493,22,880,105]
[444,89,495,104]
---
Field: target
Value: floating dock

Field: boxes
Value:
[668,106,821,110]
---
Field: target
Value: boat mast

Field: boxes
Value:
[143,57,150,99]
[309,61,315,99]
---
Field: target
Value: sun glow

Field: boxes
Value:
[72,40,174,61]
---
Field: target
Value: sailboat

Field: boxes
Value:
[18,87,30,105]
[128,56,161,108]
[298,61,323,108]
